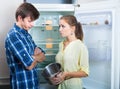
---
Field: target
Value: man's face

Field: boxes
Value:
[20,16,34,31]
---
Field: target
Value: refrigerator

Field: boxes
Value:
[74,1,120,89]
[28,4,75,89]
[28,0,120,89]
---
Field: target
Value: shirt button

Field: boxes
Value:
[23,54,26,56]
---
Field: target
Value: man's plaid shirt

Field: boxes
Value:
[5,23,40,89]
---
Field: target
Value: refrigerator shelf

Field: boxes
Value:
[82,24,112,28]
[34,39,62,43]
[33,25,59,27]
[45,53,56,56]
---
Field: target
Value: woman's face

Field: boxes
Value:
[59,19,73,38]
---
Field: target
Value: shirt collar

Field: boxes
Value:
[14,23,28,35]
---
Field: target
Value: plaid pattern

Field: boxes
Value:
[5,24,40,89]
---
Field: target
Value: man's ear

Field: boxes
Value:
[17,15,22,21]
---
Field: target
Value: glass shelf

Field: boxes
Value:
[43,49,58,56]
[82,24,112,28]
[36,55,56,68]
[33,25,59,27]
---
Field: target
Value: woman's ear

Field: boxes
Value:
[71,26,75,32]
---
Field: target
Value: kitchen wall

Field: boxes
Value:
[0,0,23,87]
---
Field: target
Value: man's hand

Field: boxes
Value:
[34,47,41,55]
[26,47,45,70]
[33,47,45,62]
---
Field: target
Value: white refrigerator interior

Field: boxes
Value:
[75,11,112,89]
[75,1,120,89]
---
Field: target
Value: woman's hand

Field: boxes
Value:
[49,72,66,85]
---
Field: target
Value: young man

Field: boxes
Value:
[5,3,45,89]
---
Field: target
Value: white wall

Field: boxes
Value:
[76,0,119,3]
[0,0,23,85]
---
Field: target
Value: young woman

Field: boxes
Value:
[54,15,89,89]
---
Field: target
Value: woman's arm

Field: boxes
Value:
[61,70,88,80]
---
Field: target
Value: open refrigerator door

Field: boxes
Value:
[75,9,112,89]
[74,1,120,89]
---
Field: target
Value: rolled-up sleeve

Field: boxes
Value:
[79,45,89,75]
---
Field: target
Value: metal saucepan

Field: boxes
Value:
[41,63,62,85]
